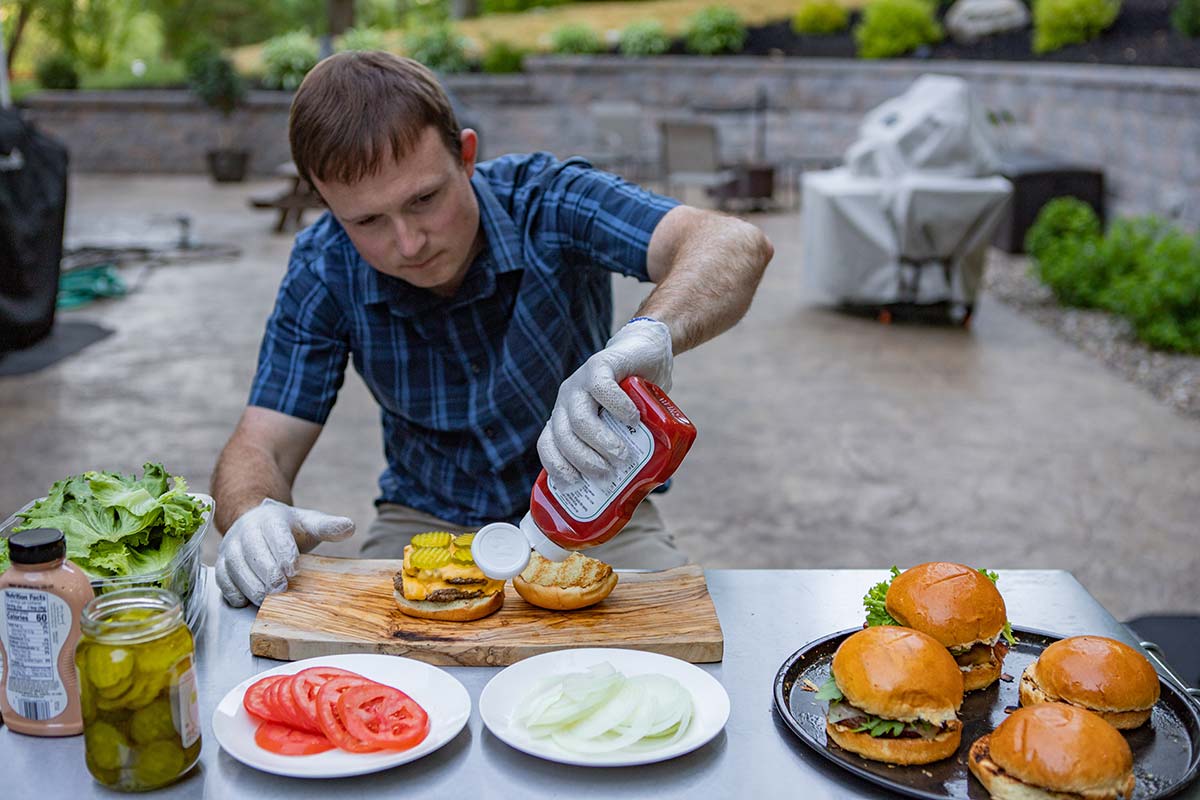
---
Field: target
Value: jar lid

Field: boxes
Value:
[8,528,65,564]
[471,513,573,580]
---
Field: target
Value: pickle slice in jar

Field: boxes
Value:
[132,739,186,788]
[88,645,135,689]
[410,546,452,570]
[410,531,453,548]
[130,698,178,744]
[102,671,165,711]
[133,628,192,674]
[85,720,131,771]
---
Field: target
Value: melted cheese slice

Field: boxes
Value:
[400,546,505,601]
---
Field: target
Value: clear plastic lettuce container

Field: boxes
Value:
[0,493,213,633]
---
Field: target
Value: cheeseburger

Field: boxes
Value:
[818,625,965,765]
[968,703,1136,799]
[865,562,1014,691]
[1020,636,1160,729]
[393,532,506,621]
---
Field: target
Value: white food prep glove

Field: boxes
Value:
[214,498,355,607]
[537,317,673,486]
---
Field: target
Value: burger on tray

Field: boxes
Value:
[1020,635,1160,729]
[863,562,1015,691]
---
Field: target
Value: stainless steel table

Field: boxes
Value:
[0,569,1162,798]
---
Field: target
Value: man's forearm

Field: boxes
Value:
[211,440,294,533]
[638,210,773,355]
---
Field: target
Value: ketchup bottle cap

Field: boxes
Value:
[471,522,531,580]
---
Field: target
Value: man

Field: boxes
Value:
[212,51,772,607]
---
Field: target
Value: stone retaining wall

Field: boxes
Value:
[23,57,1200,226]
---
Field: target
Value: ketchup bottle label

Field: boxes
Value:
[545,412,655,523]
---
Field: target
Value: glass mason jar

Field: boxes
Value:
[76,588,202,791]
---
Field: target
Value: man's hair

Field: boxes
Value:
[289,51,462,187]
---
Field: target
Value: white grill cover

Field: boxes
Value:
[802,75,1012,309]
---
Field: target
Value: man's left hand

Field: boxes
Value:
[537,318,673,486]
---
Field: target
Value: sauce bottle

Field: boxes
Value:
[0,528,95,736]
[473,376,697,579]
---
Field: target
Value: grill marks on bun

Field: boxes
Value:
[1019,636,1159,729]
[970,704,1136,799]
[512,552,617,611]
[886,562,1008,648]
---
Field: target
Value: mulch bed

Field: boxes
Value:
[983,250,1200,420]
[729,0,1200,69]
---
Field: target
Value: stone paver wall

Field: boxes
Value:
[23,57,1200,226]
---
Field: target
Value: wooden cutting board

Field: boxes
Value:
[250,555,724,666]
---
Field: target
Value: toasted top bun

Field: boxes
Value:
[989,703,1134,795]
[886,562,1007,648]
[513,552,617,611]
[832,626,964,725]
[1033,636,1160,712]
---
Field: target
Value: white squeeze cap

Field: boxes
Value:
[472,512,572,580]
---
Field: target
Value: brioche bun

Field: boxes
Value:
[886,562,1008,648]
[832,626,964,724]
[962,657,1005,694]
[1019,636,1159,729]
[826,719,961,765]
[392,589,503,621]
[512,552,617,611]
[968,704,1135,799]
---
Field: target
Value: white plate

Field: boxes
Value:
[479,648,729,767]
[212,653,470,779]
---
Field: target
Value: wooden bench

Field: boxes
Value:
[250,162,325,233]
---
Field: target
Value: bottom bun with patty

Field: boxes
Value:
[962,655,1005,693]
[968,704,1135,800]
[392,589,504,622]
[826,719,962,765]
[513,552,617,611]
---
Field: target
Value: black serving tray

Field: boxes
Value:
[774,627,1200,799]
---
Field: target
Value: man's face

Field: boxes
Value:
[315,126,481,297]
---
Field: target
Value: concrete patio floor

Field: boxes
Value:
[1,174,1197,622]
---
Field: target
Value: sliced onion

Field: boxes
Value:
[515,661,694,755]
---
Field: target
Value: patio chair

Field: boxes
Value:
[658,120,737,207]
[587,102,648,181]
[250,162,325,233]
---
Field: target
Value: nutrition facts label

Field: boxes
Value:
[547,412,654,523]
[0,588,70,721]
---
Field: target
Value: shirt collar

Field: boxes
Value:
[359,171,526,316]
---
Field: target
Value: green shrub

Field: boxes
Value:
[619,20,672,56]
[1106,231,1200,354]
[481,40,527,73]
[483,0,570,12]
[550,23,605,55]
[337,27,387,52]
[1026,198,1104,307]
[685,6,747,54]
[1032,0,1120,54]
[793,0,851,35]
[404,25,471,73]
[186,49,246,116]
[854,0,943,58]
[36,53,81,91]
[262,31,320,90]
[1172,0,1200,36]
[1025,197,1102,262]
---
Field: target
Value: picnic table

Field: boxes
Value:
[250,163,324,233]
[0,568,1165,798]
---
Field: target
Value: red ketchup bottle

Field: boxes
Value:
[473,376,697,580]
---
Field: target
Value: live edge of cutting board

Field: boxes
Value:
[250,554,724,666]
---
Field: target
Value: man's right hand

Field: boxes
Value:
[214,498,355,607]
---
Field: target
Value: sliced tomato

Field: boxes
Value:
[254,721,335,756]
[289,667,361,731]
[244,674,287,723]
[338,683,429,751]
[316,676,382,753]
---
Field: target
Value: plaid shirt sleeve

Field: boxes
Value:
[532,157,679,281]
[247,253,350,424]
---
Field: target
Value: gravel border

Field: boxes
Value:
[984,250,1200,420]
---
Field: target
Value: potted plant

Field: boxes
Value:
[187,48,250,183]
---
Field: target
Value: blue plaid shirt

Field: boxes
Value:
[248,153,678,526]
